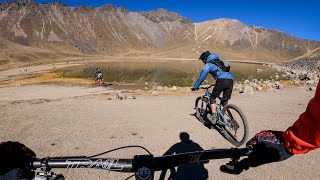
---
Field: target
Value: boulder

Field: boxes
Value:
[274,81,280,86]
[281,74,287,78]
[116,91,125,100]
[307,73,315,80]
[289,74,296,78]
[252,83,258,88]
[234,84,243,91]
[299,74,309,80]
[266,88,275,92]
[156,86,164,91]
[127,95,136,99]
[107,92,124,100]
[306,80,315,85]
[277,84,284,89]
[240,85,254,94]
[151,91,159,95]
[256,86,263,91]
[266,83,273,88]
[171,86,178,91]
[309,86,317,91]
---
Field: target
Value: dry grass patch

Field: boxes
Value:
[0,72,95,87]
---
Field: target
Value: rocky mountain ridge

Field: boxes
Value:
[275,47,320,81]
[0,1,319,68]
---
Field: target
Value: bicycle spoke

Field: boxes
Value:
[201,101,204,115]
[220,104,248,147]
[226,109,234,120]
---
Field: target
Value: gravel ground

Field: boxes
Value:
[0,84,319,180]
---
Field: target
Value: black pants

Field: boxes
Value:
[210,79,233,106]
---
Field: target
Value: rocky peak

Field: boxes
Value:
[207,18,246,26]
[12,0,34,4]
[46,2,67,7]
[117,6,129,14]
[73,6,94,13]
[0,1,67,11]
[139,8,192,23]
[0,2,10,10]
[98,4,117,12]
[1,0,37,9]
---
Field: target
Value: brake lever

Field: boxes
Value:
[246,145,253,156]
[226,146,253,171]
[230,145,253,164]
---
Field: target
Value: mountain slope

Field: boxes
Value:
[278,47,320,75]
[0,1,319,68]
[193,19,319,62]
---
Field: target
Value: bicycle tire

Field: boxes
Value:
[195,96,211,123]
[219,104,249,147]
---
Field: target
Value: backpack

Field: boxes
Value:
[212,57,231,72]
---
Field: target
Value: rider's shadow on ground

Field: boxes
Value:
[191,111,209,123]
[191,110,212,130]
[159,132,209,180]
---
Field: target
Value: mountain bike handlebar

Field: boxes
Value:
[30,157,133,172]
[198,84,215,89]
[28,147,252,180]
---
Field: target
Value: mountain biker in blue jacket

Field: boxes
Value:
[191,51,234,124]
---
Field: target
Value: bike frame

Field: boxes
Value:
[30,147,252,180]
[202,88,232,127]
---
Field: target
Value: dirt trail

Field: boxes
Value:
[0,62,82,81]
[0,84,319,179]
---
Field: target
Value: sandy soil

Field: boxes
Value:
[0,62,82,81]
[0,83,319,180]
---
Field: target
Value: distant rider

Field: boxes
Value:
[192,51,234,124]
[93,68,103,81]
[93,68,104,86]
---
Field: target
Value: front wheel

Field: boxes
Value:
[219,104,249,147]
[195,96,211,123]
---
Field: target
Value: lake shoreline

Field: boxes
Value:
[1,59,317,95]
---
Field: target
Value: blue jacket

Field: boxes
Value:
[193,54,234,89]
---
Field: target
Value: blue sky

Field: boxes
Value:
[17,0,320,41]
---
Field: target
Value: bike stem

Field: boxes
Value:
[134,155,155,180]
[132,146,252,180]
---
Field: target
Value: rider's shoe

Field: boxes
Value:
[204,121,212,129]
[207,113,217,124]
